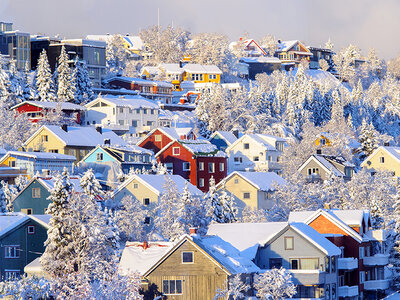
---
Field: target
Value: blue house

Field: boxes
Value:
[0,151,76,177]
[0,213,50,280]
[209,131,238,151]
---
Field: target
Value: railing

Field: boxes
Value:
[363,254,389,266]
[363,279,390,290]
[338,285,359,297]
[338,257,358,270]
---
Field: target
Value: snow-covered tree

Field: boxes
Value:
[207,178,237,223]
[241,207,268,223]
[106,34,129,76]
[214,273,250,300]
[259,35,278,56]
[0,275,51,299]
[73,59,94,104]
[358,118,378,158]
[80,168,103,202]
[35,49,55,101]
[254,268,297,300]
[56,45,76,102]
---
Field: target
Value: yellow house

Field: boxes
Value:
[276,40,313,65]
[361,146,400,176]
[314,133,333,147]
[142,63,222,91]
[23,125,127,162]
[216,171,285,213]
[112,174,203,222]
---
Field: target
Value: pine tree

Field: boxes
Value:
[208,178,237,223]
[80,168,103,202]
[73,59,94,104]
[35,49,55,101]
[358,119,378,157]
[56,46,76,102]
[254,267,296,300]
[391,184,400,288]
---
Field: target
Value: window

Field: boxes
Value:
[132,120,138,127]
[155,135,162,142]
[147,121,154,126]
[243,143,250,150]
[41,135,48,142]
[183,162,190,171]
[325,284,330,300]
[143,198,150,206]
[284,236,294,250]
[308,168,319,175]
[199,178,204,187]
[136,109,140,114]
[269,258,282,269]
[32,188,41,198]
[151,109,155,115]
[9,160,15,167]
[133,183,139,189]
[4,270,20,280]
[253,156,259,161]
[234,157,242,164]
[290,258,319,270]
[191,74,203,81]
[379,156,385,163]
[332,283,336,299]
[143,109,147,114]
[162,280,182,295]
[243,192,250,199]
[97,152,103,161]
[359,247,364,258]
[331,256,336,272]
[325,256,330,272]
[209,74,217,80]
[199,162,204,171]
[234,178,239,184]
[5,246,20,258]
[208,163,215,173]
[119,107,124,113]
[320,138,326,145]
[182,252,194,263]
[49,149,58,153]
[118,120,124,125]
[144,217,151,224]
[173,147,180,155]
[360,271,365,283]
[27,225,35,234]
[219,163,225,172]
[166,163,173,171]
[21,208,32,215]
[290,259,299,269]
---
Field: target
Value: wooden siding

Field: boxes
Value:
[146,240,228,300]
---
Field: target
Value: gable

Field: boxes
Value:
[82,147,117,163]
[308,215,348,236]
[13,180,51,214]
[24,127,66,150]
[138,128,174,154]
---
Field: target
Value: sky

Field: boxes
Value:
[1,0,399,60]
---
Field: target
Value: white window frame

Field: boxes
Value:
[96,152,103,161]
[243,192,250,199]
[183,162,191,171]
[173,147,180,156]
[199,178,204,187]
[359,247,364,258]
[199,162,204,171]
[379,156,384,163]
[27,225,35,234]
[133,183,139,189]
[32,188,41,198]
[4,270,20,280]
[208,163,215,173]
[5,246,20,258]
[219,163,225,172]
[181,251,194,264]
[155,135,162,142]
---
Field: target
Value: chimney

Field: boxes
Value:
[189,227,198,236]
[96,126,102,134]
[239,37,243,41]
[384,142,390,147]
[61,124,68,132]
[278,39,281,44]
[143,240,148,250]
[316,149,322,155]
[104,138,110,146]
[179,61,184,68]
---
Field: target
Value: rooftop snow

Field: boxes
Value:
[240,57,281,64]
[105,76,173,88]
[91,95,160,109]
[277,40,300,52]
[38,176,84,193]
[0,213,28,238]
[229,171,286,191]
[210,131,238,145]
[6,151,76,161]
[180,140,226,157]
[122,36,144,51]
[11,101,85,111]
[119,241,174,275]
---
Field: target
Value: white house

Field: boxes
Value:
[225,134,286,174]
[85,95,159,136]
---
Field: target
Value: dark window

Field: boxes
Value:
[182,252,193,263]
[291,259,299,270]
[144,217,151,224]
[27,225,35,234]
[244,143,249,149]
[163,280,182,295]
[143,198,150,206]
[269,258,282,269]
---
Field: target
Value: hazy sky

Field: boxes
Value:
[1,0,399,60]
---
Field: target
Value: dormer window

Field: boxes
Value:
[97,153,103,161]
[379,156,385,163]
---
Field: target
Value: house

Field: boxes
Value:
[208,222,341,299]
[0,151,76,177]
[112,174,203,223]
[12,176,83,215]
[119,233,259,300]
[360,146,400,176]
[216,171,285,213]
[11,101,86,124]
[314,133,334,148]
[308,46,336,73]
[229,38,267,57]
[23,124,126,162]
[84,95,159,136]
[239,57,282,80]
[155,139,227,192]
[225,133,286,174]
[275,40,313,68]
[79,145,153,188]
[298,150,355,182]
[0,213,50,279]
[209,131,238,151]
[104,76,173,104]
[138,127,197,154]
[289,209,389,299]
[142,63,222,91]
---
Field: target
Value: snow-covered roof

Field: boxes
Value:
[228,134,286,152]
[180,140,226,157]
[105,76,173,88]
[159,63,222,75]
[290,69,340,86]
[3,151,76,161]
[219,171,285,192]
[0,213,29,238]
[207,222,288,259]
[37,176,84,193]
[28,215,51,228]
[240,57,281,64]
[276,40,311,53]
[122,36,144,51]
[113,174,203,198]
[142,66,160,76]
[290,222,341,256]
[329,210,369,227]
[160,63,184,74]
[209,131,238,146]
[298,154,354,177]
[193,235,260,274]
[87,95,159,109]
[119,241,174,275]
[11,101,86,111]
[25,125,127,148]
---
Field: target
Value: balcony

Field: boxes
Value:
[338,257,358,270]
[338,285,359,298]
[363,279,390,290]
[290,270,326,285]
[363,254,389,266]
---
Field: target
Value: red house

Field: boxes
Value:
[138,127,196,155]
[11,101,85,124]
[155,139,227,192]
[289,209,389,300]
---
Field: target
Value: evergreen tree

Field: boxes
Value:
[35,49,55,101]
[208,178,237,223]
[358,118,378,157]
[80,168,103,202]
[56,45,76,102]
[73,59,94,104]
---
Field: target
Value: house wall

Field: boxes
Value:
[209,135,229,151]
[82,148,115,163]
[13,180,51,214]
[300,159,330,181]
[0,219,48,279]
[363,148,400,176]
[145,240,228,300]
[113,178,159,209]
[24,127,66,154]
[138,129,174,154]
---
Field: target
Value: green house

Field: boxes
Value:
[0,213,50,280]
